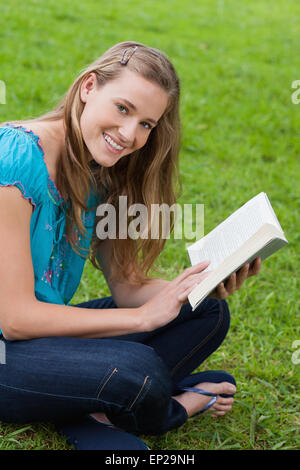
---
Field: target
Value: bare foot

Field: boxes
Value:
[173,381,236,418]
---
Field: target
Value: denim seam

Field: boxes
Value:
[128,375,150,411]
[96,367,118,399]
[170,299,224,377]
[0,381,119,407]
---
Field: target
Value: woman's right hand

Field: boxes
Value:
[139,260,211,332]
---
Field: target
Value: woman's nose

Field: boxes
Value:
[118,121,138,145]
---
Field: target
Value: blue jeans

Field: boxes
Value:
[0,297,230,435]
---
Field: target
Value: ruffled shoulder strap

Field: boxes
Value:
[0,124,51,210]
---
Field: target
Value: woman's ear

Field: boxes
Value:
[80,72,97,103]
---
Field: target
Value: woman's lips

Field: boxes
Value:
[103,132,125,154]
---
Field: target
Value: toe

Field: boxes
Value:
[217,381,236,395]
[216,396,234,405]
[211,410,228,417]
[212,402,233,412]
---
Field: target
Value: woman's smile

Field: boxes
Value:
[103,132,126,155]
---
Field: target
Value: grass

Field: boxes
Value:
[0,0,299,451]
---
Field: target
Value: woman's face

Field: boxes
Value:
[80,68,169,166]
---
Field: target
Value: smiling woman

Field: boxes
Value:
[79,69,168,167]
[16,42,182,286]
[0,41,258,451]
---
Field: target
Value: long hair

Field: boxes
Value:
[30,41,182,285]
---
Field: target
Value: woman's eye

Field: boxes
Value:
[117,104,127,113]
[116,104,152,130]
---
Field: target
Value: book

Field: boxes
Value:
[187,192,288,311]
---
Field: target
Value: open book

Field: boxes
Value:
[187,192,288,311]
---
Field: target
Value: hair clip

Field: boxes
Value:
[120,46,138,65]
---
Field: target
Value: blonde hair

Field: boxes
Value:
[31,41,182,285]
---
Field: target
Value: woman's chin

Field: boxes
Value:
[90,154,118,167]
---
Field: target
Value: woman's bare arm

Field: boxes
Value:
[0,187,144,341]
[96,238,170,308]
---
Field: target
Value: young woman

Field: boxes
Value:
[0,41,260,450]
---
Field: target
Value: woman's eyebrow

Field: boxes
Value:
[115,97,158,125]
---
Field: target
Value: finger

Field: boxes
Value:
[177,282,199,302]
[208,288,218,299]
[177,272,211,302]
[178,271,212,295]
[235,264,249,289]
[190,270,213,285]
[215,282,228,299]
[224,272,236,294]
[173,260,210,286]
[248,257,261,276]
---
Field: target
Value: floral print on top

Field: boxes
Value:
[0,124,101,328]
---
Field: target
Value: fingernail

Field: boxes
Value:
[229,386,236,393]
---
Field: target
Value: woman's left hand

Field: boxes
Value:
[209,257,261,300]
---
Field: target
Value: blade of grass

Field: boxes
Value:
[250,398,257,449]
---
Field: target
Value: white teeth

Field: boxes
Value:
[104,133,124,150]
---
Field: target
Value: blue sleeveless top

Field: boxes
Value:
[0,124,100,334]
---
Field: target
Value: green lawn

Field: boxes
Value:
[0,0,299,451]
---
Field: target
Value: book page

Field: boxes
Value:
[188,225,288,310]
[187,193,284,271]
[263,193,285,232]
